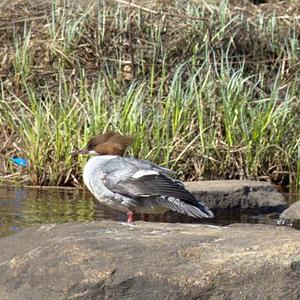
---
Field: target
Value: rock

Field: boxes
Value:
[0,221,300,300]
[278,201,300,228]
[280,201,300,220]
[185,180,287,213]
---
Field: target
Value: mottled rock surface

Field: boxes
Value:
[278,201,300,229]
[0,221,299,300]
[280,201,300,220]
[186,180,287,212]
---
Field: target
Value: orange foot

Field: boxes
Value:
[127,211,134,223]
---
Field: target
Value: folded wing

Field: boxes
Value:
[103,166,214,218]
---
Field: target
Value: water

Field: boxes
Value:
[0,186,299,238]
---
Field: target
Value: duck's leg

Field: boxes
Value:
[127,211,134,223]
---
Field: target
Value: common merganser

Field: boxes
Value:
[73,132,214,222]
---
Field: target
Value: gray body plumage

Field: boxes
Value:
[83,155,214,218]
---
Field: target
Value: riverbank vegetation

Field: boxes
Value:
[0,0,299,190]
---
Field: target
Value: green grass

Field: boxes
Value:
[0,0,299,190]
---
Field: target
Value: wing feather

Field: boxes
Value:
[103,172,214,218]
[105,174,194,202]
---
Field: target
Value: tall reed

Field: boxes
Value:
[0,0,299,190]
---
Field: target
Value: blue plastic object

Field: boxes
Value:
[10,156,28,167]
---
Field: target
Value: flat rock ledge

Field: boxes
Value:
[0,221,300,300]
[185,180,287,212]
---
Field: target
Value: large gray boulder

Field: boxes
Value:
[186,180,287,212]
[0,221,299,300]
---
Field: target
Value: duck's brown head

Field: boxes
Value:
[72,132,134,156]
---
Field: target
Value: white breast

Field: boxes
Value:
[82,155,130,211]
[83,155,116,180]
[83,155,117,197]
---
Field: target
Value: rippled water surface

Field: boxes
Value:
[0,186,299,238]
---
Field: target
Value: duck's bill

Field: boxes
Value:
[71,149,90,155]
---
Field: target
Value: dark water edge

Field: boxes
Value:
[0,186,299,238]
